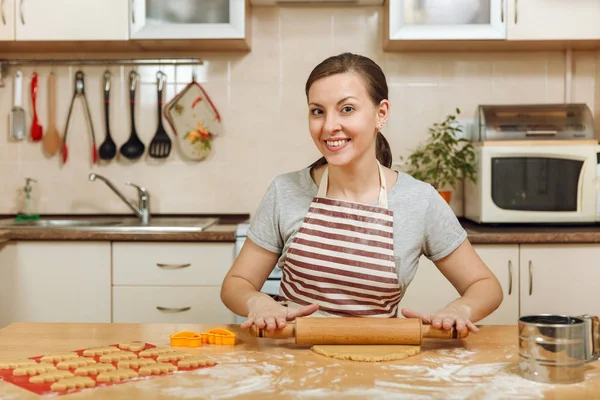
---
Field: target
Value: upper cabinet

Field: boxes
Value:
[0,0,15,40]
[15,0,129,41]
[387,0,505,40]
[507,0,600,40]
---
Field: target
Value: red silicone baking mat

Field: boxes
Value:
[0,342,216,397]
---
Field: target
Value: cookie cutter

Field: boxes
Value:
[170,329,236,348]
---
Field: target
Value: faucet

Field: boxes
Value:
[89,173,150,224]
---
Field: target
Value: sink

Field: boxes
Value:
[0,217,219,232]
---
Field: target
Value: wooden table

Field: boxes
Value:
[0,323,598,399]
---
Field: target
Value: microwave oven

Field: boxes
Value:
[464,141,600,224]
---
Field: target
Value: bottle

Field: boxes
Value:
[16,178,40,221]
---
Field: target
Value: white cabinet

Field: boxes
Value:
[130,0,247,40]
[507,0,600,40]
[111,242,236,324]
[387,0,506,40]
[519,244,600,318]
[0,241,111,328]
[400,244,518,325]
[15,0,129,41]
[0,0,14,40]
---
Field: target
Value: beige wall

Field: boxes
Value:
[0,5,597,217]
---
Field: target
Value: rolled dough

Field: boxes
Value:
[311,345,421,362]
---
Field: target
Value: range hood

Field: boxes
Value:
[251,0,384,5]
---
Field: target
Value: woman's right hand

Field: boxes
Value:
[240,293,319,332]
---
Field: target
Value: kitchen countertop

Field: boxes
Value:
[0,322,598,399]
[0,230,9,244]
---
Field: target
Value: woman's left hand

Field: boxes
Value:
[401,305,479,334]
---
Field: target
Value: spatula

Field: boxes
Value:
[30,72,43,142]
[42,72,61,156]
[9,70,26,141]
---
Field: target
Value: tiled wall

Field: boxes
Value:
[0,6,597,217]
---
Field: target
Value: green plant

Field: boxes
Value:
[400,108,476,190]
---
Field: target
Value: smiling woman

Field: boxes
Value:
[220,53,503,336]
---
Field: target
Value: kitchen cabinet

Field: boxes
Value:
[0,241,111,328]
[14,0,129,41]
[507,0,600,40]
[399,244,518,325]
[111,242,236,324]
[0,0,15,40]
[519,244,600,318]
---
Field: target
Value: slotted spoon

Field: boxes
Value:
[148,71,171,158]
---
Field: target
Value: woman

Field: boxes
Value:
[221,53,503,335]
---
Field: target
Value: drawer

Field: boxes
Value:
[112,242,234,286]
[112,286,235,324]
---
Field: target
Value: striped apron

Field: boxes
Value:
[280,162,401,318]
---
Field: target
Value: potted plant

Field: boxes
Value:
[399,108,477,204]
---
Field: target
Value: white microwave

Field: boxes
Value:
[464,141,600,224]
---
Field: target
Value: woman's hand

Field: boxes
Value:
[401,304,479,334]
[240,293,319,332]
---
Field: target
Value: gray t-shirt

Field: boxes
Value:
[247,167,467,301]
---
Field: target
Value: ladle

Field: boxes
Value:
[98,70,116,161]
[119,70,145,160]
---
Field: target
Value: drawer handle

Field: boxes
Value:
[156,263,191,270]
[156,306,191,313]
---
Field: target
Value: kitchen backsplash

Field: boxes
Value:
[0,6,598,217]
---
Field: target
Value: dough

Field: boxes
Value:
[98,351,137,363]
[139,362,178,376]
[30,370,74,384]
[40,352,78,363]
[82,346,120,357]
[50,377,96,391]
[311,345,421,362]
[0,359,38,369]
[96,368,139,383]
[117,358,156,369]
[74,363,116,376]
[156,351,192,362]
[178,356,216,368]
[118,341,146,352]
[139,347,173,357]
[13,364,57,376]
[56,357,96,370]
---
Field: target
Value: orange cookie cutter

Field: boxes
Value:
[170,329,236,347]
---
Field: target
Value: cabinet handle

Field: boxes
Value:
[156,306,191,313]
[131,0,135,24]
[528,260,533,295]
[156,263,191,270]
[507,260,513,295]
[500,0,504,23]
[1,0,5,26]
[19,0,24,24]
[514,0,518,24]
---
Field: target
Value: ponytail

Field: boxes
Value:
[308,132,392,169]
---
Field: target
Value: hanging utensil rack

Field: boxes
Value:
[0,58,203,88]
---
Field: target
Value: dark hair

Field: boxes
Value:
[305,52,392,169]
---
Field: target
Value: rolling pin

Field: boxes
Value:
[248,317,469,345]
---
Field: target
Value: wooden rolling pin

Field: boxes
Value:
[248,317,468,345]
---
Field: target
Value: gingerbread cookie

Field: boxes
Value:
[50,377,96,392]
[13,364,57,376]
[99,351,137,363]
[139,363,178,376]
[117,358,157,369]
[156,352,193,362]
[0,359,38,369]
[118,341,146,352]
[30,371,74,384]
[40,352,78,363]
[138,347,173,357]
[56,357,97,370]
[82,346,120,357]
[96,368,139,383]
[178,356,216,368]
[74,363,116,376]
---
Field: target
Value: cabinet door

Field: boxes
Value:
[520,244,600,317]
[130,0,246,39]
[399,244,519,325]
[0,241,111,327]
[15,0,128,40]
[0,0,14,40]
[387,0,506,40]
[507,0,600,40]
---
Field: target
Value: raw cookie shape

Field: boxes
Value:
[178,356,216,368]
[96,368,139,383]
[13,364,57,376]
[40,352,79,363]
[50,377,96,392]
[139,362,178,376]
[118,341,146,352]
[117,358,157,369]
[138,347,173,358]
[30,371,74,384]
[0,359,38,369]
[156,351,193,362]
[99,351,137,363]
[74,363,117,376]
[56,357,97,370]
[311,345,421,362]
[82,346,120,357]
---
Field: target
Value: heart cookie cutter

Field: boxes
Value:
[170,329,236,348]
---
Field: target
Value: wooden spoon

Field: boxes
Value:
[42,72,61,156]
